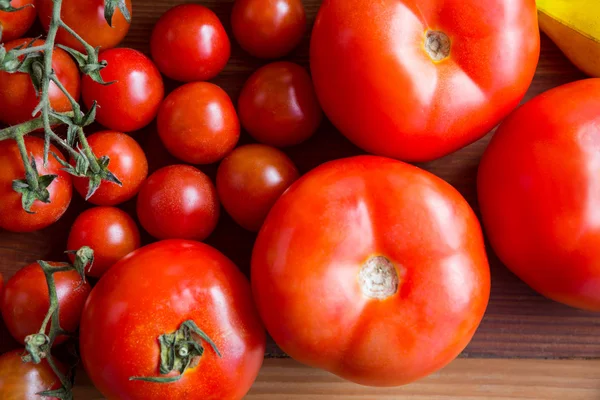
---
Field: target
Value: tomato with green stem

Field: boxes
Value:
[0,350,65,399]
[0,0,36,43]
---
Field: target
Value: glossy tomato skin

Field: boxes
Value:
[252,156,490,386]
[0,0,36,43]
[232,0,306,59]
[82,48,164,132]
[67,206,141,278]
[157,82,240,164]
[38,0,132,52]
[0,137,72,233]
[0,38,81,126]
[478,79,600,311]
[80,240,266,400]
[310,0,540,162]
[0,350,64,400]
[1,262,91,345]
[137,165,220,241]
[217,144,299,232]
[238,62,323,147]
[150,4,230,82]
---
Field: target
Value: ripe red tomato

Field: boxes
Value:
[217,144,299,232]
[82,48,164,132]
[238,62,323,147]
[71,131,148,206]
[310,0,540,162]
[0,137,72,233]
[0,350,65,399]
[478,78,600,311]
[150,4,230,82]
[0,38,81,126]
[1,261,91,346]
[67,206,141,278]
[157,82,240,164]
[137,165,220,241]
[252,156,490,386]
[38,0,132,52]
[0,0,36,43]
[80,240,265,400]
[232,0,306,59]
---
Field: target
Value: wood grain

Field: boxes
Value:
[1,0,599,364]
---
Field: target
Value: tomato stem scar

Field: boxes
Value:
[425,30,451,62]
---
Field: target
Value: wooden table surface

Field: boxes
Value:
[1,0,598,398]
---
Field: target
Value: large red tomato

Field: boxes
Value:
[80,240,266,400]
[478,78,600,311]
[0,0,36,43]
[252,156,490,386]
[0,350,65,400]
[0,137,72,233]
[38,0,132,52]
[310,0,540,162]
[0,38,81,126]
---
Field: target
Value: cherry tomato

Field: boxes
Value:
[252,156,490,386]
[38,0,132,52]
[478,78,600,311]
[137,165,220,241]
[82,48,164,132]
[1,261,91,346]
[71,131,148,206]
[150,4,230,82]
[0,38,81,126]
[217,144,299,232]
[80,240,266,400]
[0,350,65,399]
[0,137,72,233]
[238,62,323,147]
[67,206,141,278]
[157,82,240,164]
[0,0,36,43]
[310,0,540,162]
[232,0,306,59]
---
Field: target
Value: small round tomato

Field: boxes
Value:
[0,350,65,399]
[0,0,36,43]
[67,206,141,278]
[71,131,148,206]
[238,62,323,147]
[38,0,132,52]
[232,0,306,59]
[0,38,81,126]
[0,137,72,233]
[82,48,164,133]
[150,4,230,82]
[137,165,220,241]
[157,82,240,164]
[252,156,490,386]
[1,262,91,346]
[80,240,266,400]
[478,78,600,312]
[217,144,299,232]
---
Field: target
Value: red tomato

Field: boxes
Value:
[0,350,65,399]
[38,0,132,52]
[310,0,540,162]
[478,78,600,311]
[71,131,148,206]
[150,4,230,82]
[0,0,36,43]
[157,82,240,164]
[0,38,81,126]
[82,48,164,132]
[80,240,265,400]
[0,137,72,233]
[217,144,299,232]
[238,62,323,147]
[137,165,220,241]
[232,0,306,59]
[1,261,91,346]
[252,156,490,386]
[67,206,141,278]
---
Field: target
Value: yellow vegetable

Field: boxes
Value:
[537,0,600,77]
